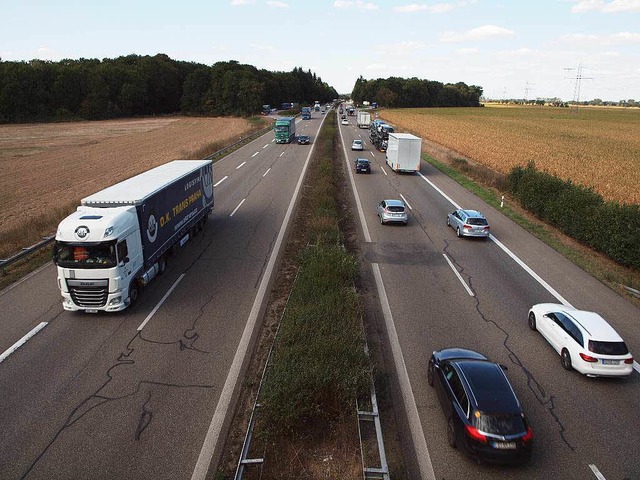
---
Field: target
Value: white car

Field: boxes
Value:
[341,119,349,125]
[351,139,364,151]
[528,303,634,377]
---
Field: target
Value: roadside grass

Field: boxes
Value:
[424,154,640,299]
[245,112,370,478]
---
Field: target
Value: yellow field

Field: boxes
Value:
[381,105,640,205]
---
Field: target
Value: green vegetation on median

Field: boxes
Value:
[258,112,370,435]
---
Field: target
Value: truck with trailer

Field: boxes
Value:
[385,133,422,173]
[370,121,394,152]
[53,160,214,312]
[301,106,312,120]
[274,117,296,143]
[357,111,371,129]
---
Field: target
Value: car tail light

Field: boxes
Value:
[463,224,472,230]
[465,425,487,442]
[624,358,634,364]
[484,226,490,230]
[522,426,534,443]
[579,353,598,362]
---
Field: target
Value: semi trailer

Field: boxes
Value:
[53,160,214,312]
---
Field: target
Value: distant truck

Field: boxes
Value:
[385,133,422,173]
[314,101,321,112]
[357,111,371,128]
[301,106,312,120]
[274,117,296,143]
[348,107,355,116]
[53,160,214,312]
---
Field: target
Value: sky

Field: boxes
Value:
[1,0,639,102]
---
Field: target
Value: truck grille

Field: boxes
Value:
[67,279,108,308]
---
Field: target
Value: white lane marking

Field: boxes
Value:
[279,152,284,158]
[137,274,186,331]
[589,464,607,480]
[251,152,259,158]
[263,144,269,149]
[235,161,246,170]
[271,139,275,142]
[262,168,271,178]
[417,171,574,308]
[338,114,372,243]
[443,254,474,297]
[214,176,228,187]
[370,151,376,158]
[191,110,331,480]
[372,263,437,480]
[381,166,388,176]
[229,198,246,217]
[400,194,412,210]
[0,322,48,364]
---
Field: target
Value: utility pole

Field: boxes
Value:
[564,63,593,113]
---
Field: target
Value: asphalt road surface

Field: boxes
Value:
[0,112,326,479]
[338,112,639,480]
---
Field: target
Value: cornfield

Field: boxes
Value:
[381,105,640,205]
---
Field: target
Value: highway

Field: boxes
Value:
[338,111,640,480]
[0,113,326,479]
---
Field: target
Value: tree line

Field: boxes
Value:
[0,54,338,123]
[351,76,483,108]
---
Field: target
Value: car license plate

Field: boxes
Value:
[492,441,516,449]
[601,359,619,365]
[85,309,98,314]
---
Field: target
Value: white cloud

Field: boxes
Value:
[394,3,428,12]
[456,47,480,55]
[230,0,255,5]
[267,1,288,6]
[334,0,378,9]
[571,0,640,13]
[395,1,475,13]
[429,3,455,13]
[440,25,515,42]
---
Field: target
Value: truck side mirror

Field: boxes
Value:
[51,243,58,263]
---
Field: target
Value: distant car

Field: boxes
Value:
[351,139,364,151]
[341,114,347,119]
[297,135,310,145]
[428,348,533,464]
[447,209,490,238]
[341,119,349,125]
[376,199,407,225]
[528,304,634,377]
[355,158,371,174]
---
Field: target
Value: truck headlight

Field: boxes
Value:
[108,296,122,306]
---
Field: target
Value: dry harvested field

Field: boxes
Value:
[381,105,640,205]
[0,116,265,257]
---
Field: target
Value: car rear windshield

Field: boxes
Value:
[475,414,525,435]
[467,218,488,226]
[387,206,405,213]
[588,340,629,355]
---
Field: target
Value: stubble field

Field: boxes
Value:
[0,116,265,258]
[381,105,640,205]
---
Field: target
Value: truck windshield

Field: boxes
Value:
[275,125,289,132]
[54,241,117,269]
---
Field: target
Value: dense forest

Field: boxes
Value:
[0,54,338,123]
[351,76,483,108]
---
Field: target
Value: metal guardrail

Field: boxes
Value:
[0,124,275,274]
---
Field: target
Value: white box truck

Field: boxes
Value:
[385,133,422,173]
[357,111,371,129]
[53,160,214,312]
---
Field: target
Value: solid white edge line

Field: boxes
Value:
[0,322,48,364]
[229,198,246,217]
[400,194,412,210]
[137,274,186,331]
[262,168,271,178]
[251,152,259,158]
[338,113,372,243]
[213,176,228,188]
[417,171,574,308]
[443,254,474,296]
[235,161,246,170]
[372,263,437,480]
[190,109,331,480]
[589,464,607,480]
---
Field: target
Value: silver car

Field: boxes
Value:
[447,209,490,238]
[377,199,408,225]
[351,139,364,151]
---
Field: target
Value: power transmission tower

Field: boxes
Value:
[564,63,593,113]
[524,81,535,102]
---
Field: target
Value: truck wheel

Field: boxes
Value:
[158,256,167,275]
[129,282,139,306]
